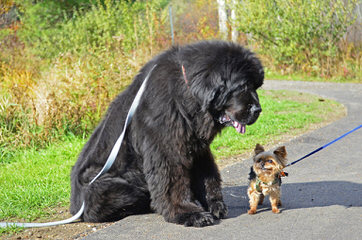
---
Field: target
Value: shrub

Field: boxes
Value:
[0,0,170,154]
[16,0,169,58]
[171,0,219,43]
[234,0,359,77]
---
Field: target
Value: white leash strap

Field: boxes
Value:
[0,64,157,228]
[90,64,157,184]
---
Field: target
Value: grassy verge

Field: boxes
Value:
[265,71,362,84]
[0,136,86,223]
[0,90,345,234]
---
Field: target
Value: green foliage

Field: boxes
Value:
[0,0,170,155]
[235,0,359,77]
[17,0,170,57]
[0,28,12,40]
[0,95,36,162]
[16,0,95,47]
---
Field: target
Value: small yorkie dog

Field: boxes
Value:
[247,144,288,214]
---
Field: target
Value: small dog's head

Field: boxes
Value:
[252,144,287,178]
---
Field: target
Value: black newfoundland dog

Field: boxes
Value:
[70,40,264,227]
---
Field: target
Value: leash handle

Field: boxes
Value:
[286,124,362,167]
[0,65,157,228]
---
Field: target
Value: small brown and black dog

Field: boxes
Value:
[247,144,288,214]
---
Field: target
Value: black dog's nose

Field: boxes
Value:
[249,105,262,114]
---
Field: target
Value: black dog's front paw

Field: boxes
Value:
[175,212,215,227]
[209,200,228,219]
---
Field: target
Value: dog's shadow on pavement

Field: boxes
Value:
[222,181,362,218]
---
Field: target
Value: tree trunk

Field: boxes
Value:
[230,0,238,42]
[217,0,228,40]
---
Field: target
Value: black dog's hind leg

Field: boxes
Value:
[82,174,151,222]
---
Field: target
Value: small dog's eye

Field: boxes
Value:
[267,160,273,163]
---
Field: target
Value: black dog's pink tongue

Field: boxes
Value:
[233,121,246,134]
[240,125,246,134]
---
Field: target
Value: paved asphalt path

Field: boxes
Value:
[85,80,362,240]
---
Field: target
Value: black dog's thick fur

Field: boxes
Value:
[70,41,264,227]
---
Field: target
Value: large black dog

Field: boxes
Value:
[70,41,264,227]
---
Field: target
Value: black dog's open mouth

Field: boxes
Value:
[219,115,246,134]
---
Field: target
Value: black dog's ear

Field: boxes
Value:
[254,144,265,155]
[274,146,287,161]
[188,77,221,112]
[185,65,226,112]
[201,87,218,111]
[204,85,227,111]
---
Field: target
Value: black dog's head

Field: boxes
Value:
[181,41,264,134]
[217,85,262,133]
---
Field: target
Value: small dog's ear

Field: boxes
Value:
[274,146,287,159]
[254,144,265,155]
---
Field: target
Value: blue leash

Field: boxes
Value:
[286,124,362,167]
[0,64,157,228]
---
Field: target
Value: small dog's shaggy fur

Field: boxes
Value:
[248,144,288,214]
[70,40,264,227]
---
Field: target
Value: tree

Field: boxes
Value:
[230,0,238,42]
[217,0,228,40]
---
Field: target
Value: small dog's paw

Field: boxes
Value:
[209,200,228,219]
[175,212,215,227]
[248,209,257,215]
[272,208,280,214]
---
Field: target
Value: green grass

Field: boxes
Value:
[0,136,86,222]
[265,70,362,83]
[0,90,345,230]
